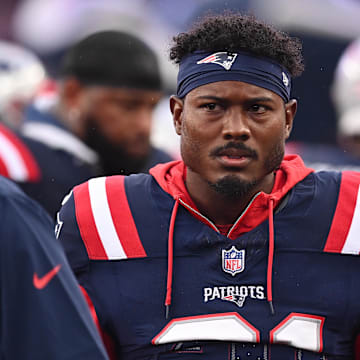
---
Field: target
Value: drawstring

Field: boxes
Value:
[267,197,275,315]
[164,196,276,318]
[165,197,180,319]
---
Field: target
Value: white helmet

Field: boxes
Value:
[331,38,360,136]
[0,40,46,125]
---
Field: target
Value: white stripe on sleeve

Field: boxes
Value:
[342,184,360,255]
[88,177,127,259]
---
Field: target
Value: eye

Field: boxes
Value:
[249,104,268,113]
[201,103,219,111]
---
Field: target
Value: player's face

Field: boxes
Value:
[171,81,297,198]
[81,87,162,159]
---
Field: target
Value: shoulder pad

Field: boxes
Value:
[73,176,147,260]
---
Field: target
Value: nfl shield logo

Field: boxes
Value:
[222,246,245,276]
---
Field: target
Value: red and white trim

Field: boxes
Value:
[152,312,260,345]
[324,171,360,254]
[0,124,40,181]
[74,176,146,260]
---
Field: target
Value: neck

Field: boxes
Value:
[185,169,275,225]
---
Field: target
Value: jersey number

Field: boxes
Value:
[152,312,325,353]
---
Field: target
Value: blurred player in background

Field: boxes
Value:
[0,40,45,128]
[0,174,108,359]
[286,37,360,172]
[0,30,173,217]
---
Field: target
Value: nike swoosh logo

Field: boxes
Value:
[33,264,62,289]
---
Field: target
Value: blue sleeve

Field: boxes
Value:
[56,190,90,273]
[0,183,108,359]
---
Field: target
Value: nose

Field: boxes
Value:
[222,111,251,141]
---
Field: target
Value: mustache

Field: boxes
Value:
[210,141,258,159]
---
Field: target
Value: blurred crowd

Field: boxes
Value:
[0,0,360,209]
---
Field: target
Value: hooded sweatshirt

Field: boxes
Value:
[149,154,313,239]
[57,154,360,360]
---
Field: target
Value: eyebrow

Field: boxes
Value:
[244,96,275,104]
[195,95,275,103]
[196,95,224,101]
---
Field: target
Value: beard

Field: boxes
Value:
[208,175,259,199]
[83,119,148,176]
[208,141,284,200]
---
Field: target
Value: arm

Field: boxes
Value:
[57,188,117,359]
[0,181,108,359]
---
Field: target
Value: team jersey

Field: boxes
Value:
[0,175,108,359]
[0,118,98,217]
[57,155,360,359]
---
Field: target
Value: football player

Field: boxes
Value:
[0,31,173,218]
[56,12,360,359]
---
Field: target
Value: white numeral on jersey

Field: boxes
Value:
[270,313,324,352]
[152,312,260,345]
[152,312,325,353]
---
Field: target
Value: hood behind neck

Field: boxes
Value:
[150,155,313,238]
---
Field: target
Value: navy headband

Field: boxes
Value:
[177,51,291,102]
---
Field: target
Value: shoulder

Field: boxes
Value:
[301,169,360,191]
[0,175,43,213]
[321,170,360,255]
[58,174,151,266]
[0,123,40,182]
[58,174,153,269]
[0,175,56,256]
[22,116,99,166]
[302,170,360,215]
[0,174,26,198]
[76,174,151,257]
[310,169,360,190]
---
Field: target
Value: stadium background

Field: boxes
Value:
[0,0,360,155]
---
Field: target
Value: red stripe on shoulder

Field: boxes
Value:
[0,124,41,181]
[0,156,9,178]
[105,176,146,258]
[323,171,360,253]
[74,182,108,259]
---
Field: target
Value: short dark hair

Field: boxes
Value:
[170,12,304,77]
[61,30,162,90]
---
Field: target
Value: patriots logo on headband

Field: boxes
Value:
[197,52,238,70]
[282,72,289,87]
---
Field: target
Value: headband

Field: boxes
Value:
[177,51,291,102]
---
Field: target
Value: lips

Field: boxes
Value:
[213,145,256,168]
[217,148,252,158]
[217,154,252,168]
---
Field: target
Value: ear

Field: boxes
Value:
[284,99,297,139]
[170,95,184,135]
[60,77,84,108]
